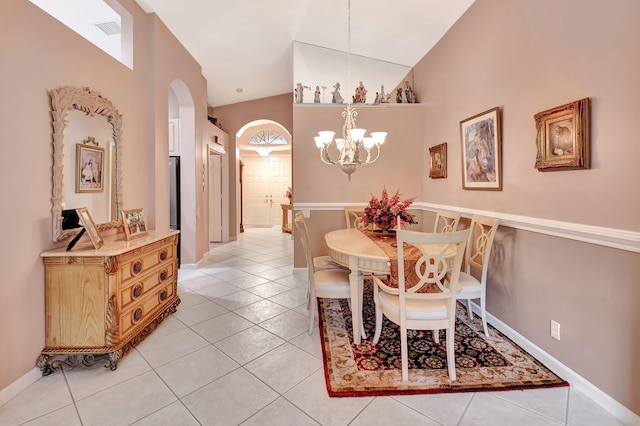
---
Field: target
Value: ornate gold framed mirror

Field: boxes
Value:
[51,86,123,242]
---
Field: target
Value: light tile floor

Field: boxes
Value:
[0,227,627,425]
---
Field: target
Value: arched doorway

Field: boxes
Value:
[168,80,196,264]
[236,120,291,228]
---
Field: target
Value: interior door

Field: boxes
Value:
[242,154,291,227]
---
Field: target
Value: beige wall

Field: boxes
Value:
[0,0,208,390]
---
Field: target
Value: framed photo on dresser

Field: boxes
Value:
[76,207,103,249]
[121,208,148,241]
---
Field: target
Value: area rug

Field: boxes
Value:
[318,283,568,397]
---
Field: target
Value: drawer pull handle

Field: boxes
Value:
[132,260,143,275]
[159,250,168,261]
[159,289,168,302]
[132,307,143,323]
[159,270,168,281]
[132,284,143,298]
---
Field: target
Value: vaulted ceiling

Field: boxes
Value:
[135,0,475,107]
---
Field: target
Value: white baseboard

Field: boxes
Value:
[0,367,41,408]
[467,302,639,425]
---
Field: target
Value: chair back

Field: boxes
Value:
[465,215,499,279]
[433,210,461,233]
[344,207,365,229]
[294,211,315,275]
[396,229,469,309]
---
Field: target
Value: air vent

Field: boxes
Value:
[95,21,121,36]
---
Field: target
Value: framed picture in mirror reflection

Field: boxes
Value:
[76,143,104,193]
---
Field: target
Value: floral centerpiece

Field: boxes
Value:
[360,187,417,231]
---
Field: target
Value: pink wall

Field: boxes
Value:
[0,0,208,390]
[411,0,640,413]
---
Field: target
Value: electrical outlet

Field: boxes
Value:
[550,320,561,340]
[303,210,310,218]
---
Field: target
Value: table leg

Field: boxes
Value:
[348,257,365,344]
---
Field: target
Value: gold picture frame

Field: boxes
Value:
[76,142,105,193]
[428,143,447,179]
[121,208,148,240]
[460,107,502,190]
[76,207,103,249]
[534,98,590,171]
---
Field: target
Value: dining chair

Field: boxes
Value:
[344,207,366,229]
[295,211,346,271]
[294,214,366,337]
[433,209,461,233]
[457,215,499,336]
[371,229,470,381]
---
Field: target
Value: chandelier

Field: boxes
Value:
[313,0,387,181]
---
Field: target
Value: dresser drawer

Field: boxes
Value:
[120,281,176,339]
[119,262,175,311]
[119,243,174,286]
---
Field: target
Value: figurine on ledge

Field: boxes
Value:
[332,82,344,103]
[353,81,367,103]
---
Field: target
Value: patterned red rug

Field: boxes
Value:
[318,283,568,397]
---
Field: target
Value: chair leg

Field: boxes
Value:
[401,323,409,382]
[433,329,440,344]
[480,296,489,336]
[308,299,315,335]
[466,299,473,320]
[372,286,383,344]
[446,326,457,381]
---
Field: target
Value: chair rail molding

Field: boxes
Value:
[293,202,640,253]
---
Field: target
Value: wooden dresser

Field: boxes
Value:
[37,230,180,375]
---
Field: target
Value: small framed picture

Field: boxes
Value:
[76,207,103,249]
[76,143,105,193]
[460,107,502,190]
[121,208,148,240]
[534,98,590,171]
[428,143,447,179]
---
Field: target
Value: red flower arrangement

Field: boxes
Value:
[360,187,417,230]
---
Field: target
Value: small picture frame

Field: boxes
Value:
[460,107,502,190]
[76,143,105,193]
[76,207,103,249]
[428,143,447,179]
[534,98,590,171]
[121,208,148,240]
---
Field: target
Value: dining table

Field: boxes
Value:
[324,228,459,345]
[324,229,391,344]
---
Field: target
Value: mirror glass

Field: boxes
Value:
[51,86,123,242]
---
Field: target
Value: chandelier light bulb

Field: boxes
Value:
[348,128,366,142]
[371,132,387,145]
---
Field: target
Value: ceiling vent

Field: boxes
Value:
[95,21,121,36]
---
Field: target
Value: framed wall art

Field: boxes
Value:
[76,207,103,249]
[428,143,447,179]
[76,140,105,193]
[460,107,502,190]
[534,98,590,171]
[121,208,148,240]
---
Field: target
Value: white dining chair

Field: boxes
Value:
[433,209,461,233]
[371,229,469,381]
[294,214,365,337]
[344,207,365,229]
[295,211,346,271]
[457,215,499,336]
